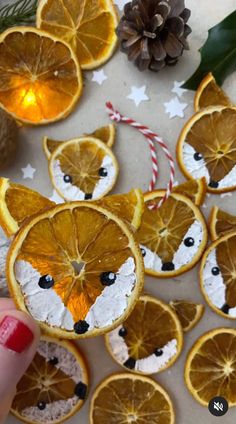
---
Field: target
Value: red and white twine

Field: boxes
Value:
[106,102,175,208]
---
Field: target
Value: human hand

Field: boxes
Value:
[0,298,40,423]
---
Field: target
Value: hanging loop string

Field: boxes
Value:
[106,102,175,208]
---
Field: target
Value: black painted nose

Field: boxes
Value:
[162,262,175,271]
[209,180,219,189]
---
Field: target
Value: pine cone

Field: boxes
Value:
[116,0,191,72]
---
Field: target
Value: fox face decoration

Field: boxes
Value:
[201,231,236,319]
[43,125,119,202]
[177,107,236,193]
[137,190,208,278]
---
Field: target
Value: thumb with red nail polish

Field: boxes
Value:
[0,299,40,423]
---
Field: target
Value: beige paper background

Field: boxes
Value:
[2,0,236,422]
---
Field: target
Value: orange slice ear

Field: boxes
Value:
[194,73,232,112]
[209,206,236,240]
[173,178,207,206]
[43,124,116,160]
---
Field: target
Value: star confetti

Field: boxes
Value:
[172,81,187,98]
[164,97,188,119]
[92,69,108,86]
[114,0,127,11]
[21,164,36,179]
[127,85,149,107]
[49,190,64,204]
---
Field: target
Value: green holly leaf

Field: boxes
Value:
[183,10,236,90]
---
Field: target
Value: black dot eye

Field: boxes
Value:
[119,327,127,338]
[74,382,87,399]
[38,275,54,289]
[49,356,58,366]
[100,272,117,286]
[184,237,195,247]
[37,401,46,410]
[211,267,220,276]
[74,320,89,334]
[141,248,146,257]
[84,193,92,200]
[209,180,219,189]
[194,152,203,161]
[154,348,163,357]
[99,167,108,177]
[64,174,72,183]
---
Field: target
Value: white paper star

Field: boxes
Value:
[127,85,149,107]
[92,69,108,85]
[114,0,127,11]
[172,81,187,98]
[49,190,64,204]
[164,97,188,119]
[202,203,207,209]
[21,164,36,179]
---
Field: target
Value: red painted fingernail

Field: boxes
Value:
[0,316,34,353]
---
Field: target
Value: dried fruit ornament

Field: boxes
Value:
[11,336,89,423]
[0,110,19,170]
[43,125,119,202]
[105,295,183,375]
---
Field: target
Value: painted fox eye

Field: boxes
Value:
[194,152,203,161]
[98,167,108,177]
[64,174,72,183]
[38,275,54,289]
[211,266,220,276]
[184,237,195,247]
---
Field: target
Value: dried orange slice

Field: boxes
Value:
[37,0,118,70]
[169,300,204,333]
[185,328,236,406]
[96,189,144,231]
[177,106,236,193]
[136,191,207,278]
[11,336,89,423]
[200,231,236,319]
[209,206,236,241]
[173,178,207,206]
[47,136,119,201]
[43,124,116,160]
[7,202,144,339]
[194,73,232,112]
[90,373,175,424]
[0,178,54,237]
[0,27,82,125]
[105,295,183,375]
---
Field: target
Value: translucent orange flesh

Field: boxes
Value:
[213,209,236,239]
[0,31,80,123]
[38,0,117,68]
[216,235,236,308]
[17,206,133,322]
[170,300,203,332]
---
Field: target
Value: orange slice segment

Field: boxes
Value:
[37,0,118,70]
[194,73,232,112]
[173,178,207,206]
[43,124,116,160]
[209,206,236,241]
[90,373,175,424]
[185,328,236,406]
[7,202,144,339]
[105,295,183,375]
[0,178,54,237]
[48,136,119,201]
[0,27,82,125]
[169,300,204,332]
[200,231,236,320]
[136,191,207,278]
[177,106,236,193]
[11,336,89,423]
[96,189,144,231]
